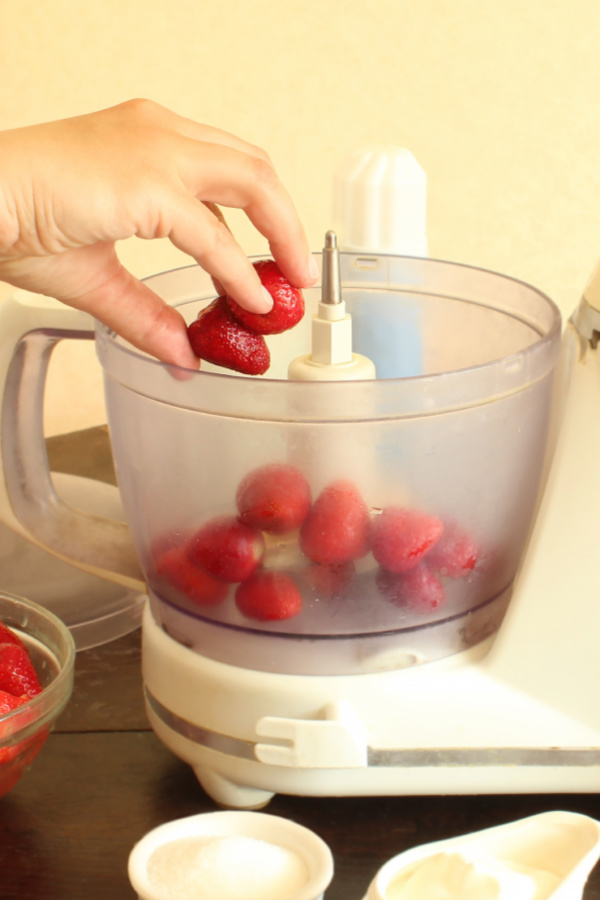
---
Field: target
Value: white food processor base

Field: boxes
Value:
[142,600,600,809]
[141,316,600,809]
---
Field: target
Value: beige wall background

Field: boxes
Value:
[1,0,600,434]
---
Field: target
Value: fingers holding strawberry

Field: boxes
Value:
[187,297,271,375]
[226,260,305,335]
[187,259,305,375]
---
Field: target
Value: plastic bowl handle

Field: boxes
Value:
[0,290,145,592]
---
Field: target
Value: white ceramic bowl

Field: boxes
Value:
[128,810,334,900]
[362,811,600,900]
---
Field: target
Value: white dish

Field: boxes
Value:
[128,810,334,900]
[362,811,600,900]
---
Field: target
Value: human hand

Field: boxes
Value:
[0,99,318,368]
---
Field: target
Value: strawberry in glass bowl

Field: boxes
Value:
[0,592,75,798]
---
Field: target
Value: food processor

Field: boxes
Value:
[0,149,598,809]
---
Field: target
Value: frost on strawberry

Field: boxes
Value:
[302,561,356,601]
[187,297,270,375]
[299,480,371,565]
[235,571,302,621]
[236,463,311,535]
[187,260,304,374]
[426,522,478,578]
[377,564,445,611]
[155,543,229,607]
[371,506,443,574]
[187,515,265,583]
[227,260,305,335]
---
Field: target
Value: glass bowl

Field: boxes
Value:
[0,592,75,797]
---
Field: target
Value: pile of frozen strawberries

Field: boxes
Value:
[153,463,479,623]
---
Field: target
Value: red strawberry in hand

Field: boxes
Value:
[235,571,302,621]
[300,480,370,565]
[371,507,443,574]
[187,515,265,583]
[236,463,311,535]
[156,544,229,607]
[227,260,305,335]
[188,297,270,375]
[0,643,42,699]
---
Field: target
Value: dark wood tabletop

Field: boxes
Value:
[1,428,600,899]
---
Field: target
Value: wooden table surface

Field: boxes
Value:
[1,429,600,899]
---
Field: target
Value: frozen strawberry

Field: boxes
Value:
[426,522,478,578]
[235,571,302,621]
[236,463,311,535]
[0,622,25,650]
[377,564,445,610]
[227,260,305,335]
[187,297,270,375]
[299,480,370,565]
[0,688,26,715]
[156,544,229,607]
[187,515,265,583]
[0,643,42,699]
[371,507,443,574]
[303,561,355,600]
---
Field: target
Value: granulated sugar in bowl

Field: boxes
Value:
[128,810,334,900]
[147,834,308,900]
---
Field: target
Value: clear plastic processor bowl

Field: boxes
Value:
[108,254,560,674]
[0,254,562,676]
[109,255,560,675]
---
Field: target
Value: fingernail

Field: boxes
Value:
[308,255,319,282]
[260,285,274,311]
